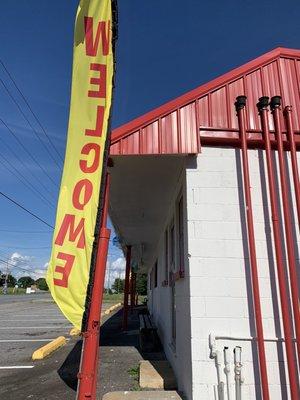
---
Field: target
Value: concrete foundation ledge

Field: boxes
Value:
[102,391,183,400]
[139,360,177,390]
[32,336,66,360]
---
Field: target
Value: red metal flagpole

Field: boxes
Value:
[76,173,111,400]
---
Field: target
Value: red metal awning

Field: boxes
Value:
[110,47,300,155]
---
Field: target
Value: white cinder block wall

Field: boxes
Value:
[186,147,300,400]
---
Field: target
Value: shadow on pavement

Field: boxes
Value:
[57,307,142,391]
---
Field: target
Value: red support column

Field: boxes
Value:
[271,97,300,363]
[130,272,136,311]
[76,174,111,400]
[284,106,300,228]
[122,245,131,330]
[235,96,270,400]
[258,97,299,400]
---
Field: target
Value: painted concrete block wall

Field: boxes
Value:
[186,147,300,400]
[147,168,193,400]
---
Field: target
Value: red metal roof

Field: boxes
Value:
[110,47,300,155]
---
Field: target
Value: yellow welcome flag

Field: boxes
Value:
[47,0,115,330]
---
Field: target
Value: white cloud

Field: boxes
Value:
[105,257,126,288]
[6,252,47,280]
[3,251,125,286]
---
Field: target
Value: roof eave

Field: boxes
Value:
[111,47,300,144]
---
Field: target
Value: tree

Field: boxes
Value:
[18,276,35,288]
[112,277,125,293]
[136,274,147,296]
[0,271,4,286]
[36,278,49,291]
[6,274,17,287]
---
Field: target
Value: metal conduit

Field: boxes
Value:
[257,97,299,399]
[235,96,270,400]
[284,106,300,229]
[270,97,300,365]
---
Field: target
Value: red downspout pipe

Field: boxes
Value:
[77,173,111,400]
[235,96,270,400]
[270,96,300,362]
[284,106,300,228]
[122,245,131,330]
[257,97,299,399]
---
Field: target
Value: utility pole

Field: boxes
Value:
[3,258,10,295]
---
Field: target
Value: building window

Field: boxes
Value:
[170,221,175,271]
[163,229,169,285]
[177,195,184,275]
[149,270,152,290]
[154,261,158,288]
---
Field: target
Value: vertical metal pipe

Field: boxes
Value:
[234,347,242,400]
[223,346,232,400]
[122,245,131,330]
[235,96,270,400]
[101,173,110,228]
[270,96,300,362]
[284,106,300,228]
[77,176,111,400]
[257,97,299,399]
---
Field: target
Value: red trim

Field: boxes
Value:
[200,128,300,149]
[111,48,300,145]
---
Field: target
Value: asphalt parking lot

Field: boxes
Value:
[0,293,72,370]
[0,293,119,400]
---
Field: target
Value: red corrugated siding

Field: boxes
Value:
[110,48,300,155]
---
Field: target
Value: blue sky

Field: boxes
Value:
[0,0,299,282]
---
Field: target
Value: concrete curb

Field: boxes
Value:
[32,336,66,360]
[104,302,122,316]
[70,327,81,336]
[68,302,122,336]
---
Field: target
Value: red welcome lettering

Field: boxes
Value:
[53,252,75,288]
[85,106,104,137]
[72,179,93,211]
[79,143,101,173]
[84,17,110,56]
[88,63,106,98]
[55,214,85,249]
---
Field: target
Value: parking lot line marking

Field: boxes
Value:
[0,366,34,369]
[0,339,69,343]
[1,319,67,322]
[3,314,64,318]
[0,326,72,329]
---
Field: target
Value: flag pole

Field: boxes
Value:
[75,1,118,397]
[76,173,111,400]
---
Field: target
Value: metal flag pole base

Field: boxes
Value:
[76,226,111,400]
